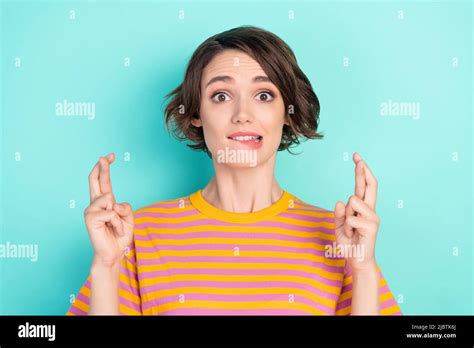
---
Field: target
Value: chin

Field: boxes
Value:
[222,161,260,169]
[209,144,262,168]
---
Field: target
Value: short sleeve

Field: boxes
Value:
[66,242,142,315]
[335,261,402,315]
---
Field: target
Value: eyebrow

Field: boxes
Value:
[205,75,272,88]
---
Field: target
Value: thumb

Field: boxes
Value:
[334,201,346,223]
[334,201,347,236]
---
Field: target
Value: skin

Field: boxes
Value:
[191,49,290,213]
[84,153,134,314]
[84,49,382,315]
[334,152,381,315]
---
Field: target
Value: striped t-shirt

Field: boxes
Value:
[67,189,402,316]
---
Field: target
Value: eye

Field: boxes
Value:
[211,92,231,103]
[255,91,274,102]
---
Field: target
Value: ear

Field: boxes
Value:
[191,116,202,128]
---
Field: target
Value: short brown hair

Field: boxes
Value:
[164,25,323,156]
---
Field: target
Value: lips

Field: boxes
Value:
[228,135,262,142]
[227,132,263,149]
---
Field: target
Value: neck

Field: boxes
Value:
[201,153,284,213]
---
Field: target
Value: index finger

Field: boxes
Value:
[361,160,378,210]
[353,152,365,200]
[99,153,115,195]
[88,161,101,203]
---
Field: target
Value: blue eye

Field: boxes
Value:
[255,91,274,102]
[211,92,230,103]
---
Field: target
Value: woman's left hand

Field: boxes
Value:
[334,152,380,274]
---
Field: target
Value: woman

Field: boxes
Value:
[67,26,401,316]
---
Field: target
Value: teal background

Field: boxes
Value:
[1,0,472,315]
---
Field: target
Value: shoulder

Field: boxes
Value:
[284,193,337,234]
[285,194,338,247]
[288,193,336,219]
[131,193,197,235]
[133,194,193,216]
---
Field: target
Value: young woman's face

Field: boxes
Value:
[193,49,288,168]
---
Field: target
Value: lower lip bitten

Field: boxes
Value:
[228,137,263,149]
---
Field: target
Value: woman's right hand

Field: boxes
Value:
[84,153,134,268]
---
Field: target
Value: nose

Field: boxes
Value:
[231,97,254,124]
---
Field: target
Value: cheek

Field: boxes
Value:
[200,97,228,120]
[261,104,286,151]
[261,102,286,132]
[199,112,228,149]
[200,99,234,130]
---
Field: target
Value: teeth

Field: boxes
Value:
[231,135,260,141]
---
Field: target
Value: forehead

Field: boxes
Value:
[202,49,266,80]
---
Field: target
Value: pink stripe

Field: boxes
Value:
[289,207,327,213]
[293,200,315,208]
[119,297,142,313]
[156,308,313,315]
[140,280,339,301]
[135,220,335,234]
[135,231,333,244]
[336,298,351,310]
[139,267,342,287]
[76,292,90,306]
[68,305,87,315]
[145,199,190,209]
[136,219,241,228]
[126,253,137,265]
[279,212,334,224]
[138,255,345,274]
[340,282,352,294]
[250,221,334,233]
[135,210,200,219]
[142,293,334,314]
[121,264,137,276]
[135,244,336,258]
[120,281,141,297]
[380,297,398,310]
